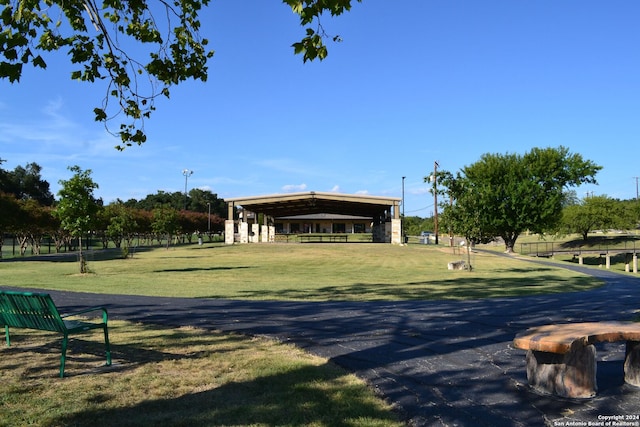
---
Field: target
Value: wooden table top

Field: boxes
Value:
[513,322,640,353]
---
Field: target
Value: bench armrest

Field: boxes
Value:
[61,306,109,324]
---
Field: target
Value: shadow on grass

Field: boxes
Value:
[0,322,400,425]
[0,248,152,263]
[204,274,601,301]
[48,362,400,427]
[0,329,210,379]
[155,266,253,273]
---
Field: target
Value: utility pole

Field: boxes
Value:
[433,161,439,245]
[635,177,639,200]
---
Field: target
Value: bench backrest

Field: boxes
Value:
[0,291,65,333]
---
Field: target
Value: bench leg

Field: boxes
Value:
[625,340,640,387]
[103,325,112,366]
[525,341,597,398]
[60,335,69,378]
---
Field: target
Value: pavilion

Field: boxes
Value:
[225,191,402,244]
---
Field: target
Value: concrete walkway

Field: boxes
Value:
[7,260,640,426]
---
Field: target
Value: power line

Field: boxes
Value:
[404,204,433,214]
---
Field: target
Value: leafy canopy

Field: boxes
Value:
[1,0,359,149]
[0,160,54,205]
[54,165,100,236]
[560,195,629,241]
[440,146,601,253]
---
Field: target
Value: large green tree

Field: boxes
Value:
[1,0,359,148]
[441,146,601,253]
[0,162,54,205]
[54,165,101,272]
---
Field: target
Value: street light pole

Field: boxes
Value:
[401,176,405,243]
[207,202,211,234]
[182,169,193,210]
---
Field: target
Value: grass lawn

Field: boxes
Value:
[0,242,601,300]
[0,321,402,427]
[0,242,605,425]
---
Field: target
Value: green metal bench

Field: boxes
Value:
[0,290,111,377]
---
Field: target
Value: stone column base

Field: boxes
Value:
[525,341,597,398]
[224,220,235,245]
[239,222,248,244]
[625,341,640,386]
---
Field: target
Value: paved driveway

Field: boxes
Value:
[6,261,640,426]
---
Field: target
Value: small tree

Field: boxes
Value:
[561,196,629,240]
[54,166,100,273]
[103,202,139,257]
[152,205,179,249]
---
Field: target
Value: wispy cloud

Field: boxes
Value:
[282,183,307,192]
[410,187,430,195]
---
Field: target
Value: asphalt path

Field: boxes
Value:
[4,257,640,426]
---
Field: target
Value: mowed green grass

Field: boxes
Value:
[0,243,601,300]
[0,321,402,427]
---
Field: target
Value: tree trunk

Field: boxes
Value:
[502,233,519,253]
[78,235,86,274]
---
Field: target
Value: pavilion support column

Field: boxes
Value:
[225,201,236,245]
[372,224,382,242]
[384,221,392,243]
[372,216,383,243]
[391,218,401,245]
[239,221,249,244]
[261,215,269,242]
[224,220,235,245]
[250,224,259,243]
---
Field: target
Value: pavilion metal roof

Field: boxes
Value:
[226,192,400,219]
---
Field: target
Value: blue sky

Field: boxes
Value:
[1,0,639,217]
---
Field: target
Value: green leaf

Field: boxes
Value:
[93,108,107,121]
[0,61,22,82]
[32,55,47,69]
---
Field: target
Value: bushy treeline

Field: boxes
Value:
[0,160,227,257]
[556,194,640,240]
[402,216,435,236]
